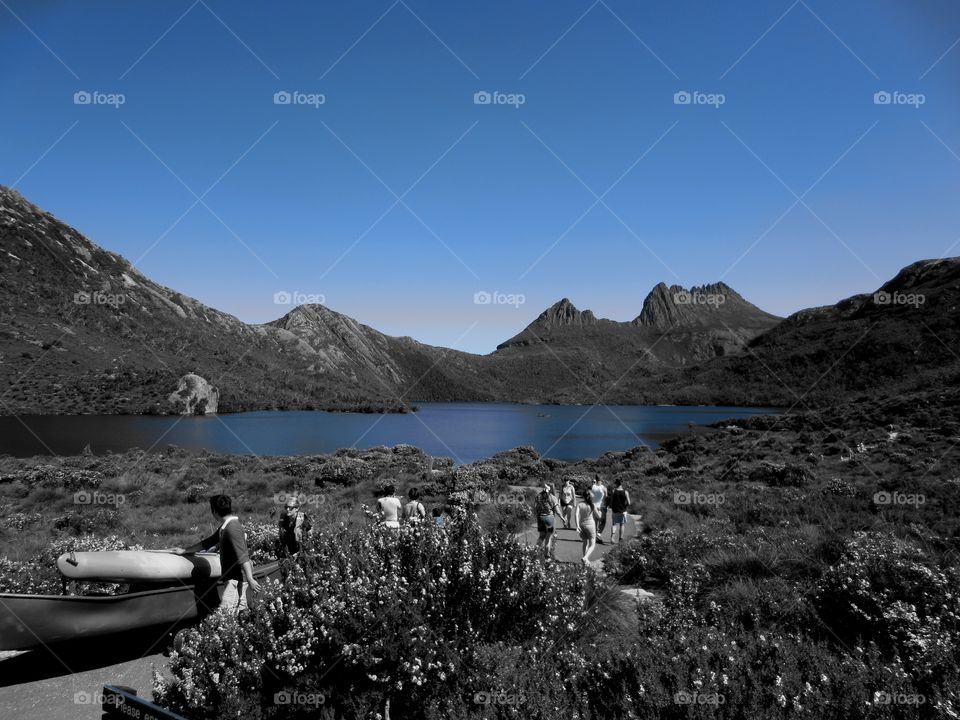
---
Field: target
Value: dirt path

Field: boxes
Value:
[517,511,640,564]
[0,652,166,720]
[515,505,655,600]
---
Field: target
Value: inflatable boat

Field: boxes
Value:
[57,550,223,583]
[0,557,281,651]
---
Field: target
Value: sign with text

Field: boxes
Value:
[101,686,189,720]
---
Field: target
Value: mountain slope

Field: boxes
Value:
[266,304,497,402]
[4,185,955,413]
[661,258,960,405]
[0,186,397,413]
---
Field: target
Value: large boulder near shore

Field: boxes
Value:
[168,373,219,415]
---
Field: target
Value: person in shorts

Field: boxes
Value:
[607,478,631,543]
[575,487,601,564]
[175,495,260,615]
[376,483,403,529]
[534,483,562,559]
[559,478,576,529]
[591,475,607,543]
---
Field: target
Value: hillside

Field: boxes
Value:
[2,185,957,413]
[0,187,397,414]
[664,257,960,405]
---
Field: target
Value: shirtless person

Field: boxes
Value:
[375,483,403,529]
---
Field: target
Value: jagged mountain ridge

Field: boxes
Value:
[3,185,956,412]
[496,283,781,369]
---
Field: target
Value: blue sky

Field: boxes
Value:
[2,0,959,353]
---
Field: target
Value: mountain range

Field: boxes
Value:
[1,185,957,414]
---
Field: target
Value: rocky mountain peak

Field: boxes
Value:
[634,281,770,331]
[535,298,598,328]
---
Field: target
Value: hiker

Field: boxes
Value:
[559,478,576,530]
[591,475,608,544]
[174,495,260,615]
[404,487,427,525]
[432,506,446,527]
[607,478,631,543]
[575,486,601,564]
[534,483,563,559]
[278,495,311,557]
[375,483,403,529]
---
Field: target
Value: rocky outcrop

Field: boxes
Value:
[633,282,779,332]
[169,374,219,415]
[534,299,599,329]
[496,299,602,348]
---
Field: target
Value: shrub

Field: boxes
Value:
[0,534,141,595]
[245,522,279,564]
[813,532,960,688]
[155,518,592,719]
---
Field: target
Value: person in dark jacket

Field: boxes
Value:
[175,495,260,614]
[278,495,312,557]
[607,479,632,544]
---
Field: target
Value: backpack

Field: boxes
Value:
[609,487,629,513]
[405,501,425,523]
[535,491,554,516]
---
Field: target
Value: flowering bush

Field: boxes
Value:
[156,518,593,719]
[2,511,43,532]
[22,465,103,490]
[244,522,279,564]
[814,532,960,692]
[0,534,140,595]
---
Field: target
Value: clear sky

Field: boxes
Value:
[2,1,959,353]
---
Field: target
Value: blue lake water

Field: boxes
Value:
[0,403,777,463]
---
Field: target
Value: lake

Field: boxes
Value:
[0,403,777,463]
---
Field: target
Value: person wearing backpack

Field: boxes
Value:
[404,487,426,525]
[574,486,601,564]
[591,475,607,543]
[534,483,562,559]
[607,479,631,543]
[559,478,576,529]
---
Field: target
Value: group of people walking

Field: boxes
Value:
[374,484,445,528]
[536,475,631,563]
[170,476,628,617]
